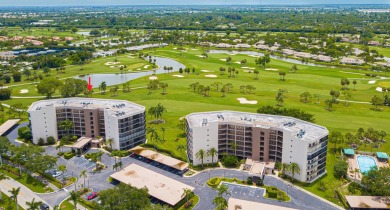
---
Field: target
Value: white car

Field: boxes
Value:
[52,171,62,178]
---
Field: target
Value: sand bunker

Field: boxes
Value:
[227,53,236,56]
[241,67,249,69]
[248,55,260,58]
[105,62,120,66]
[109,66,116,68]
[19,89,28,94]
[249,67,255,70]
[127,56,135,59]
[376,87,383,92]
[144,65,150,69]
[368,80,376,84]
[149,76,158,80]
[172,75,184,78]
[173,48,177,50]
[265,68,278,71]
[196,55,206,58]
[234,61,241,64]
[191,49,199,51]
[219,59,227,61]
[237,98,258,104]
[201,70,213,72]
[243,70,252,73]
[205,74,218,78]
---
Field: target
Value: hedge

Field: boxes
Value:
[64,152,75,160]
[206,177,221,188]
[336,189,349,209]
[141,143,187,162]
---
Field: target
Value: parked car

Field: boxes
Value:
[87,192,99,200]
[52,171,62,178]
[40,203,49,210]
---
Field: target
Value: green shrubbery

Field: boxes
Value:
[257,105,315,123]
[18,126,31,141]
[110,150,130,157]
[206,177,221,188]
[247,177,253,185]
[265,186,289,201]
[221,155,238,168]
[64,152,75,160]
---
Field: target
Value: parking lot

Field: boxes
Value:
[68,156,96,170]
[222,183,265,199]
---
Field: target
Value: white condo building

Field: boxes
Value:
[28,98,146,151]
[186,111,329,183]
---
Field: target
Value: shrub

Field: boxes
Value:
[18,127,31,140]
[38,138,45,146]
[207,177,221,188]
[57,152,64,157]
[2,75,11,83]
[268,189,278,198]
[257,105,315,122]
[222,155,238,168]
[348,182,359,194]
[0,88,12,100]
[64,152,75,160]
[256,178,264,186]
[47,136,56,145]
[110,150,130,157]
[247,177,253,185]
[334,159,348,179]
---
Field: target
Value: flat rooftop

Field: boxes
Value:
[228,198,298,210]
[27,98,145,118]
[186,111,328,141]
[129,146,189,171]
[110,164,194,206]
[345,196,390,209]
[0,119,20,136]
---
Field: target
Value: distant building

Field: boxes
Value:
[27,98,146,150]
[186,111,329,183]
[340,57,365,65]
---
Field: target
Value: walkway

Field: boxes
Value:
[0,178,48,209]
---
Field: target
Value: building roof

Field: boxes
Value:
[228,198,298,210]
[376,152,389,159]
[70,137,92,149]
[110,164,194,206]
[186,111,328,142]
[343,148,355,156]
[129,146,189,171]
[0,119,20,136]
[345,196,390,209]
[250,162,265,175]
[27,98,145,118]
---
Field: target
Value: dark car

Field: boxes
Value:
[40,203,49,210]
[87,192,99,200]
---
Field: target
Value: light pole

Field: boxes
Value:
[87,179,89,189]
[74,182,76,191]
[72,170,74,177]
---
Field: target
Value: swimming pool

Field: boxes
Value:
[357,156,378,174]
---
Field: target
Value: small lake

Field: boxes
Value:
[76,57,185,86]
[208,50,327,67]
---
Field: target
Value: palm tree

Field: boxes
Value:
[0,172,9,201]
[195,149,206,169]
[59,119,73,135]
[353,168,360,181]
[229,142,238,156]
[9,187,20,210]
[160,127,166,141]
[181,188,192,206]
[213,196,228,210]
[26,198,43,210]
[57,164,67,186]
[290,163,300,182]
[207,147,218,166]
[69,191,78,210]
[106,138,113,150]
[281,163,291,175]
[80,170,87,190]
[99,81,107,94]
[146,127,157,150]
[217,184,230,196]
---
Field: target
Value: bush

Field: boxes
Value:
[57,152,64,157]
[18,126,31,140]
[247,177,253,185]
[256,178,264,186]
[0,88,12,100]
[38,138,45,146]
[268,189,278,198]
[64,152,75,160]
[110,150,130,157]
[2,75,11,83]
[257,105,315,123]
[334,159,348,179]
[348,182,359,194]
[221,155,238,168]
[207,177,221,188]
[47,136,56,145]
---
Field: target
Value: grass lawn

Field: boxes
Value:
[0,192,24,210]
[177,194,200,210]
[0,165,53,193]
[60,199,74,210]
[4,44,390,205]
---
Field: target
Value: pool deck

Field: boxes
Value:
[347,155,389,181]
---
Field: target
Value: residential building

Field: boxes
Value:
[186,111,329,183]
[27,98,146,150]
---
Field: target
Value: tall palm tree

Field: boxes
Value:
[80,170,87,189]
[26,198,43,210]
[59,119,73,135]
[69,191,78,210]
[99,81,107,94]
[229,142,238,156]
[146,127,157,150]
[181,188,192,205]
[195,149,206,169]
[57,165,67,186]
[9,187,21,210]
[106,138,113,150]
[160,127,166,141]
[290,163,300,182]
[282,163,291,174]
[217,184,230,196]
[213,196,228,210]
[0,172,9,201]
[207,147,218,166]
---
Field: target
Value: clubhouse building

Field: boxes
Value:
[28,98,146,151]
[186,111,329,183]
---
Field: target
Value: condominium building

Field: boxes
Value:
[28,98,146,150]
[186,111,329,183]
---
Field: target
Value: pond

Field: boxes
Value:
[76,57,185,87]
[208,50,327,67]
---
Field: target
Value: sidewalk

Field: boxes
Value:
[0,178,48,209]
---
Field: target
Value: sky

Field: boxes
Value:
[0,0,388,6]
